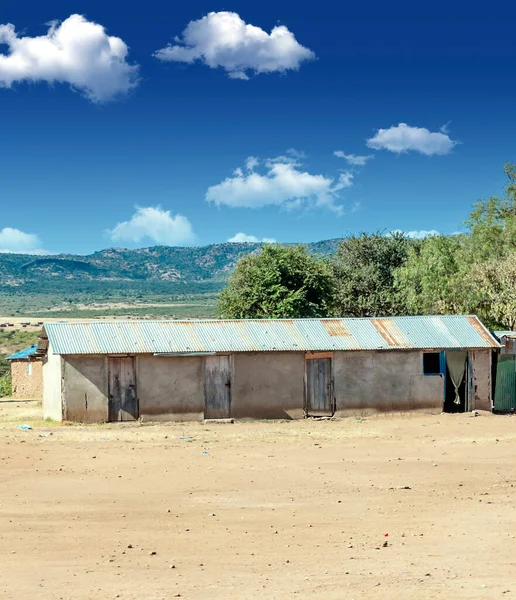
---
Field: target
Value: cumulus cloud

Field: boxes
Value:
[390,229,440,239]
[206,155,352,215]
[366,123,457,156]
[334,151,373,166]
[0,227,50,254]
[108,207,196,246]
[227,233,276,243]
[0,14,139,102]
[154,11,315,80]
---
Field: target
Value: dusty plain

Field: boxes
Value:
[1,400,516,599]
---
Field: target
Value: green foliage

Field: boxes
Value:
[330,232,412,317]
[395,162,516,328]
[218,245,333,318]
[395,234,467,315]
[469,250,516,329]
[0,372,12,398]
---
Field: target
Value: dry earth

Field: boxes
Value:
[1,401,516,599]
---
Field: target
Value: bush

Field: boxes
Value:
[0,372,12,398]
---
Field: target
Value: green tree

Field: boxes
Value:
[330,232,412,317]
[217,245,333,318]
[395,234,468,315]
[465,162,516,262]
[469,253,516,329]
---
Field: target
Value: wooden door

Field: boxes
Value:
[205,355,231,419]
[108,357,137,421]
[306,358,333,416]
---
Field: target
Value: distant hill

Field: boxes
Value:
[0,239,342,292]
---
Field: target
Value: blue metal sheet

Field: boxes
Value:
[40,315,500,356]
[7,345,38,360]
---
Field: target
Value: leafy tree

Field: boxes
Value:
[217,245,333,318]
[465,162,516,262]
[330,232,412,317]
[395,234,468,315]
[469,253,516,329]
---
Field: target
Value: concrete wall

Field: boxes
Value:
[62,356,108,422]
[11,359,43,399]
[50,348,493,423]
[43,345,63,421]
[137,355,204,422]
[333,350,444,417]
[231,352,305,419]
[470,349,492,411]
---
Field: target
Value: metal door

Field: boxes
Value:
[494,355,516,412]
[306,358,333,416]
[108,357,137,421]
[205,355,231,419]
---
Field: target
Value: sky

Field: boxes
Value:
[1,0,516,255]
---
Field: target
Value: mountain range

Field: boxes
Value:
[0,239,341,292]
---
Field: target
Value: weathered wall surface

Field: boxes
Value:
[334,350,444,416]
[231,352,304,419]
[137,355,204,421]
[11,360,43,399]
[470,350,492,411]
[62,356,108,422]
[43,346,63,421]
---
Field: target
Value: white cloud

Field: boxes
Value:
[154,11,315,80]
[390,229,440,239]
[0,14,139,102]
[286,148,306,159]
[206,155,352,215]
[334,151,373,166]
[366,123,457,156]
[227,233,276,243]
[108,207,196,246]
[0,227,51,254]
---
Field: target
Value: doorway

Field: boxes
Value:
[305,356,334,417]
[108,357,138,421]
[205,355,232,419]
[443,351,469,413]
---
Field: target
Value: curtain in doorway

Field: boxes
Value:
[446,351,468,405]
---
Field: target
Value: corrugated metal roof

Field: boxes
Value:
[40,316,500,356]
[494,331,516,339]
[7,345,38,360]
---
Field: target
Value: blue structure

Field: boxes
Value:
[7,345,38,361]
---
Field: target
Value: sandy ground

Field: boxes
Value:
[2,402,516,599]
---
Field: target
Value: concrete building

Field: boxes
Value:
[7,345,43,399]
[37,316,500,423]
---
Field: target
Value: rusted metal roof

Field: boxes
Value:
[40,315,500,356]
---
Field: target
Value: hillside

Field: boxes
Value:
[0,239,341,290]
[0,240,342,317]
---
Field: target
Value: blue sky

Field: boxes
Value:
[1,0,515,254]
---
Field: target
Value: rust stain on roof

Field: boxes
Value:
[321,320,351,337]
[467,316,499,347]
[372,319,412,347]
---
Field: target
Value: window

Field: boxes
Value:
[27,363,32,376]
[423,352,441,375]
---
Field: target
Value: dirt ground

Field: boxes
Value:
[2,402,516,599]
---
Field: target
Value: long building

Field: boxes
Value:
[36,316,500,423]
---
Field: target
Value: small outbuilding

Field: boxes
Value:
[492,331,516,413]
[7,345,43,399]
[37,316,500,423]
